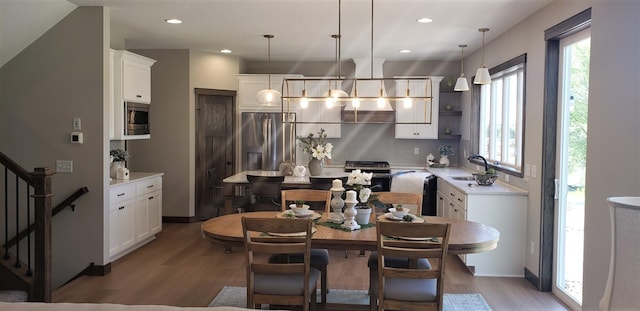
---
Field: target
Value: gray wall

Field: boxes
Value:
[0,7,109,287]
[583,1,640,309]
[127,49,191,218]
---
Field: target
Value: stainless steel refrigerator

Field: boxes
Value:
[241,112,296,171]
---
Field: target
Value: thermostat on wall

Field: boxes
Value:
[70,132,83,144]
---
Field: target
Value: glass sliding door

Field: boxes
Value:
[553,28,590,310]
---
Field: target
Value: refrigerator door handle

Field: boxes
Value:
[262,117,272,169]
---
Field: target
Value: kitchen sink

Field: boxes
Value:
[451,176,475,181]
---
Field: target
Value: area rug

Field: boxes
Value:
[209,286,492,311]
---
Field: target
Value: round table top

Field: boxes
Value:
[201,211,500,255]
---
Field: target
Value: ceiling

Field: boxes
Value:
[2,0,553,66]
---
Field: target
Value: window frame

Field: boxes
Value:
[471,54,527,177]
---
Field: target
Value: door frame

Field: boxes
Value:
[536,8,591,291]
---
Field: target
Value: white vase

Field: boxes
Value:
[110,161,125,179]
[439,155,450,166]
[355,207,372,225]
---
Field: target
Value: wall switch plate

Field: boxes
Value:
[414,147,419,155]
[73,117,81,130]
[56,160,73,173]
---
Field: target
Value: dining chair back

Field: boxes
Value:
[280,189,331,213]
[371,221,451,311]
[309,176,348,191]
[241,217,319,311]
[276,189,331,303]
[246,175,285,211]
[374,192,423,215]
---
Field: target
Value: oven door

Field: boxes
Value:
[125,102,150,135]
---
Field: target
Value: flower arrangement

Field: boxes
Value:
[110,149,130,162]
[438,144,454,156]
[346,169,380,208]
[297,128,333,160]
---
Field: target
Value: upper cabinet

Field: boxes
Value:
[110,50,156,140]
[394,76,442,139]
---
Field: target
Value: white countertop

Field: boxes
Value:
[110,172,164,187]
[223,168,349,185]
[428,167,527,196]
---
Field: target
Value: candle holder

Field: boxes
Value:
[342,190,361,230]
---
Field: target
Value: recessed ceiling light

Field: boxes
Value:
[417,17,433,23]
[220,49,232,54]
[165,18,182,24]
[399,49,411,53]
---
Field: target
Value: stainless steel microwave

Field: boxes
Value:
[125,102,150,135]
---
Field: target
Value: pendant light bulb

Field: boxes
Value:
[403,86,412,108]
[256,35,282,105]
[352,87,360,109]
[474,28,492,85]
[300,89,309,109]
[454,44,470,91]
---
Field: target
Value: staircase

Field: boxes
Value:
[1,152,54,302]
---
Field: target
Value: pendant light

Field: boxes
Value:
[454,44,470,91]
[256,34,282,106]
[474,28,491,85]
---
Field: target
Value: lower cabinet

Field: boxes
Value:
[109,175,162,261]
[437,178,527,277]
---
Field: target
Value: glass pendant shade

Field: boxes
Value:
[257,34,281,106]
[323,89,349,108]
[454,75,470,91]
[474,67,491,85]
[256,88,281,106]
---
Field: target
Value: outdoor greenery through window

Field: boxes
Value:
[475,54,526,176]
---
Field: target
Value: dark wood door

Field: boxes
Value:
[195,88,235,220]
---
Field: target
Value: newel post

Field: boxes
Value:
[31,167,54,302]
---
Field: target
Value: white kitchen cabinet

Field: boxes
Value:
[394,76,442,139]
[109,174,163,261]
[295,79,342,138]
[108,183,136,256]
[437,177,527,277]
[237,74,302,112]
[110,49,156,140]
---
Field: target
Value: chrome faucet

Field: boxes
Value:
[467,154,489,172]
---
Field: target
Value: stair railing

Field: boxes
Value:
[1,152,54,302]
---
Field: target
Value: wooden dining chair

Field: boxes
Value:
[374,191,423,215]
[369,221,451,311]
[274,189,331,304]
[241,217,320,311]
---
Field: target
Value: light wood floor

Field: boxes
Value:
[53,222,570,310]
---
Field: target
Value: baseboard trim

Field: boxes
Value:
[162,216,195,223]
[89,263,111,276]
[524,267,542,291]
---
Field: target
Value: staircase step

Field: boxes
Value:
[0,290,28,302]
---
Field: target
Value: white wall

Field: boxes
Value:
[583,1,640,309]
[0,7,109,287]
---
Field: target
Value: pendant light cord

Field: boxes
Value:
[370,0,374,79]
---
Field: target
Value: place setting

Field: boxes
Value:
[276,203,322,220]
[377,205,425,223]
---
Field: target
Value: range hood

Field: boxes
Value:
[344,58,393,111]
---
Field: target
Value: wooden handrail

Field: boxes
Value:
[2,187,88,250]
[0,152,33,185]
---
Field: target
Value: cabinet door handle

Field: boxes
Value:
[148,196,154,200]
[450,193,455,197]
[117,193,125,197]
[136,95,142,98]
[147,185,154,188]
[119,206,124,210]
[457,198,463,202]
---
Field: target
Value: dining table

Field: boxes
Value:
[201,211,500,255]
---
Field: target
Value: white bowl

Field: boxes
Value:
[389,207,409,219]
[289,204,310,215]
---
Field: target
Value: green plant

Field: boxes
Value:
[295,200,305,207]
[110,149,130,162]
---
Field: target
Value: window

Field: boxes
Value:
[473,54,526,176]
